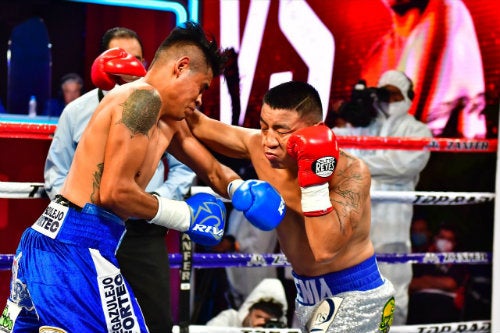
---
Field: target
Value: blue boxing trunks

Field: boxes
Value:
[293,255,395,333]
[1,197,149,333]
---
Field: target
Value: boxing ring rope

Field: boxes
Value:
[0,252,493,333]
[338,136,497,153]
[192,186,496,205]
[0,118,57,140]
[0,251,492,271]
[168,320,492,333]
[0,181,496,205]
[0,119,497,332]
[0,118,497,151]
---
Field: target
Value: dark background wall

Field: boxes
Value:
[0,1,86,108]
[0,0,177,112]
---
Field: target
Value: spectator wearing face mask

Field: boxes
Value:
[332,69,433,325]
[407,223,470,324]
[411,214,433,253]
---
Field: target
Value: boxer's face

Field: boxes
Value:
[260,104,310,169]
[168,61,213,120]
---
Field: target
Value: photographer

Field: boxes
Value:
[206,278,287,328]
[332,70,433,325]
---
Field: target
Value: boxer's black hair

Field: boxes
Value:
[264,81,323,122]
[152,21,226,76]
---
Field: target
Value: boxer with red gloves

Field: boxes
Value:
[287,124,339,217]
[91,47,147,90]
[185,80,396,333]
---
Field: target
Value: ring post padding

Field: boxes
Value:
[492,105,500,333]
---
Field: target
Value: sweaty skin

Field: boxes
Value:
[60,52,239,222]
[186,107,374,276]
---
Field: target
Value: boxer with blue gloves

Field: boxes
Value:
[90,47,228,247]
[2,22,250,333]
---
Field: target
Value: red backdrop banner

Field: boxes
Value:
[200,0,500,139]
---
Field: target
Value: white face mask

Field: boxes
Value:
[374,101,389,117]
[387,100,411,116]
[435,239,454,252]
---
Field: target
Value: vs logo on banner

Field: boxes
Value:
[218,0,335,125]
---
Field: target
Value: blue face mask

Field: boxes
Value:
[411,232,428,247]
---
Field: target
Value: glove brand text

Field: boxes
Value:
[313,157,336,178]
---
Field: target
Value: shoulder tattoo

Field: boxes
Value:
[90,162,104,203]
[120,89,161,136]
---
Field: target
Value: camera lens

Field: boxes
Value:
[263,319,286,328]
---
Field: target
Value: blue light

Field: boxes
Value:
[67,0,195,26]
[188,0,199,22]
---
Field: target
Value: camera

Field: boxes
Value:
[337,79,389,127]
[263,318,287,328]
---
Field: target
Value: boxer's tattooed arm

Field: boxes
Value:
[90,162,104,203]
[332,151,364,233]
[119,89,161,137]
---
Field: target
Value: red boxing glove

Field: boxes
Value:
[287,124,339,216]
[91,47,146,91]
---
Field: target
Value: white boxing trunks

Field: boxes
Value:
[1,197,149,333]
[293,255,395,333]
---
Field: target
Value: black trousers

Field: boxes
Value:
[117,220,173,333]
[407,292,461,324]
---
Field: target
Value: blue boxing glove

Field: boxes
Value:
[149,193,226,246]
[228,179,286,231]
[185,193,226,246]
